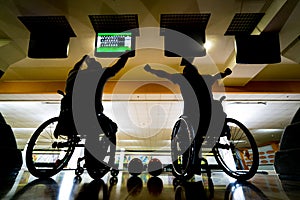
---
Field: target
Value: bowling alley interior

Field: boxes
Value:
[1,0,300,199]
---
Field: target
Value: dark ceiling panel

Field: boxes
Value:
[88,14,139,35]
[160,13,211,34]
[18,16,76,37]
[224,13,264,35]
[160,13,209,57]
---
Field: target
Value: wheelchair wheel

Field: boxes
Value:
[84,148,110,180]
[212,118,259,181]
[26,117,76,178]
[171,117,195,180]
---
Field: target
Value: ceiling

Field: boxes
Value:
[0,0,300,152]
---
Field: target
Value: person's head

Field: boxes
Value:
[86,57,102,70]
[183,63,198,75]
[180,57,198,75]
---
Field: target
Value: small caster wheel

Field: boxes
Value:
[110,176,118,185]
[111,169,119,177]
[75,167,84,176]
[173,178,183,188]
[74,175,82,183]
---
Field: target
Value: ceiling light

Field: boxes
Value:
[203,40,212,50]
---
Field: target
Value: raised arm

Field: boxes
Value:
[211,68,232,82]
[144,64,176,83]
[220,68,232,79]
[69,55,88,75]
[107,51,133,75]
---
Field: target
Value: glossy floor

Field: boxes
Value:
[1,168,300,200]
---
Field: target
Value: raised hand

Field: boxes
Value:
[224,68,232,76]
[144,64,151,72]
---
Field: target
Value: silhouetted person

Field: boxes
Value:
[84,52,130,140]
[0,113,18,149]
[71,52,132,170]
[54,55,88,138]
[83,52,131,115]
[65,55,89,96]
[0,113,23,198]
[55,52,131,139]
[144,59,231,164]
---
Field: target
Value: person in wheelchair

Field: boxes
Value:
[144,58,232,165]
[54,52,132,142]
[54,55,88,138]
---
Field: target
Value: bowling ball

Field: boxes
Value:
[128,158,143,175]
[148,158,163,176]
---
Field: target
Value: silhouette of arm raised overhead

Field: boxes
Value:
[71,55,88,72]
[144,64,181,84]
[214,68,232,79]
[204,68,232,86]
[106,51,133,76]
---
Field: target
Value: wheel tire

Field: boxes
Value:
[213,118,259,181]
[26,117,75,178]
[171,118,195,180]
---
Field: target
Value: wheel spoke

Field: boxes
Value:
[213,118,259,181]
[26,117,75,178]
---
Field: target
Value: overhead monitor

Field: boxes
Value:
[94,32,135,57]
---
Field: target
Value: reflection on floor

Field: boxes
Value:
[1,168,300,200]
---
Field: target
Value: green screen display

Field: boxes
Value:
[96,32,132,53]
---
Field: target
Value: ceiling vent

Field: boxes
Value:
[224,13,264,35]
[88,14,139,34]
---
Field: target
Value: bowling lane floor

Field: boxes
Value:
[1,167,300,200]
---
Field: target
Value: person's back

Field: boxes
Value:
[0,113,18,149]
[76,53,131,114]
[54,55,88,138]
[181,65,212,129]
[65,55,88,96]
[0,113,23,185]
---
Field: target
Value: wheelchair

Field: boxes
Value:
[171,114,259,181]
[25,90,119,179]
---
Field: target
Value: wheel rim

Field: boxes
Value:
[171,118,195,178]
[26,117,75,178]
[213,118,259,180]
